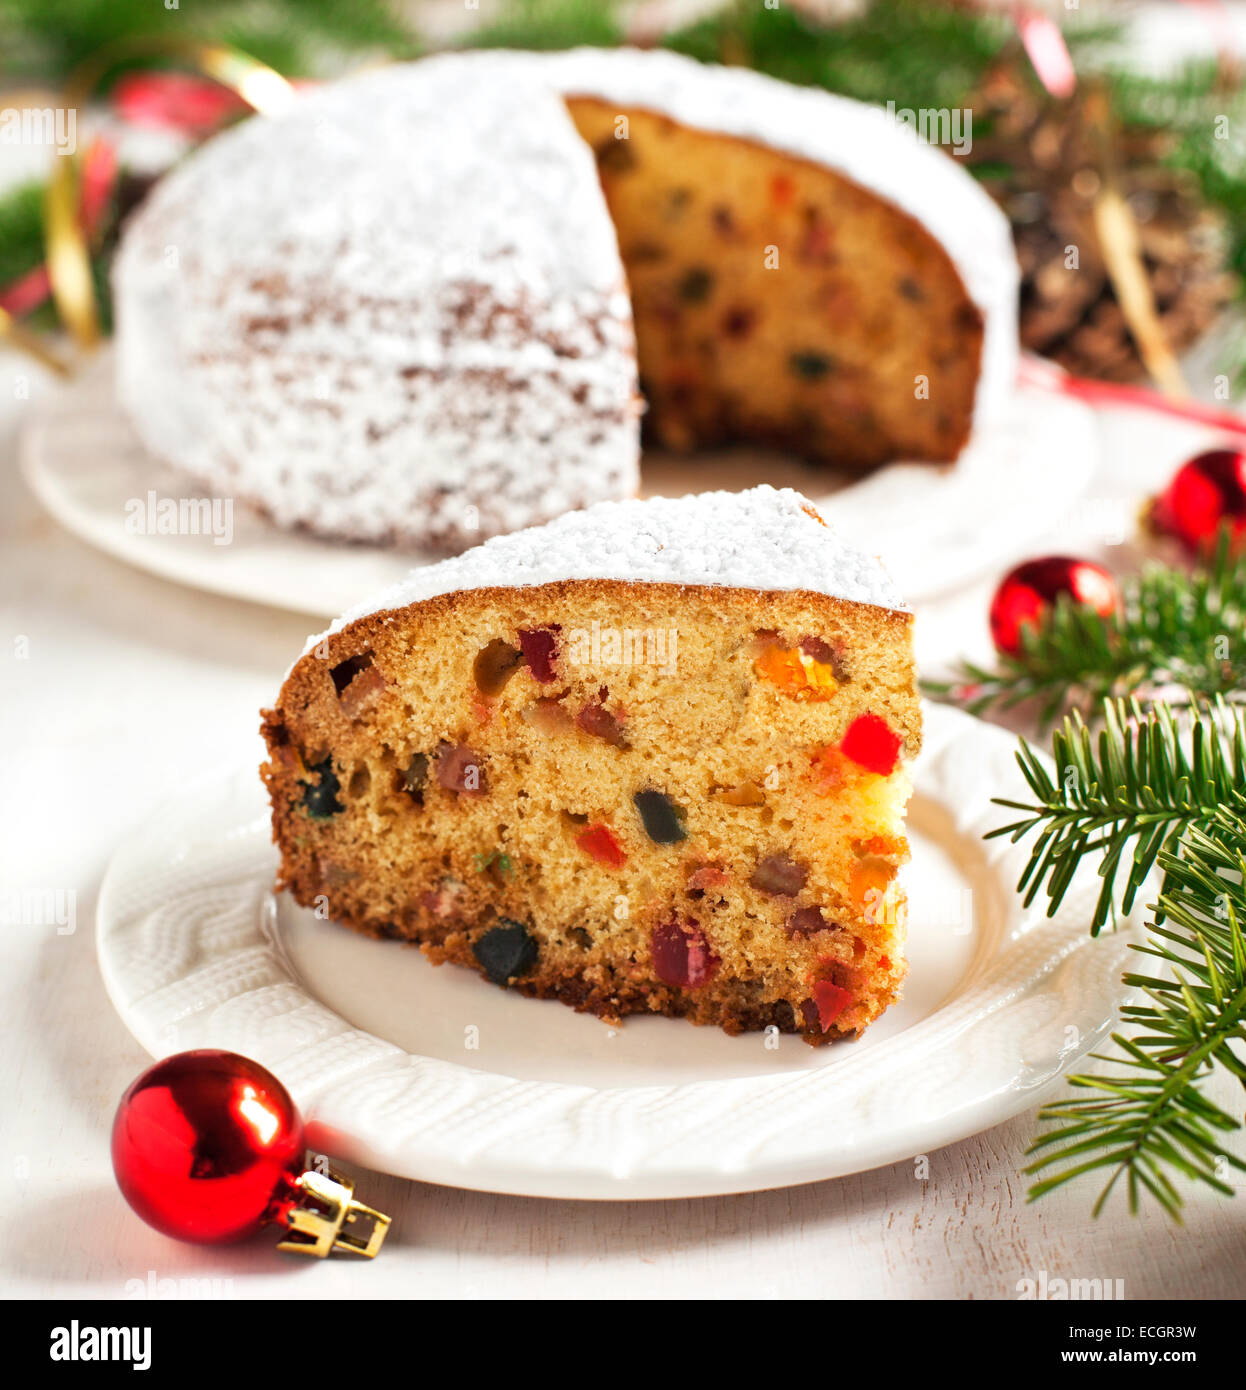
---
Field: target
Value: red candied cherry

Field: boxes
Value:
[518,627,560,683]
[575,823,627,869]
[651,918,718,989]
[807,981,854,1032]
[839,713,902,776]
[988,557,1117,657]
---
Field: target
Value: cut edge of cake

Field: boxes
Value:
[263,487,921,1046]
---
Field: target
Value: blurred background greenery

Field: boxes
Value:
[2,0,1245,386]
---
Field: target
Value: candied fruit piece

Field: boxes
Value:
[809,981,854,1031]
[577,698,627,747]
[436,742,485,794]
[810,745,853,794]
[786,906,838,937]
[790,350,835,380]
[770,173,795,206]
[685,863,730,894]
[722,305,756,339]
[753,636,838,702]
[522,697,572,735]
[651,917,718,989]
[576,823,627,869]
[302,758,343,819]
[329,652,372,695]
[473,920,538,985]
[799,636,849,683]
[678,267,714,303]
[852,857,898,923]
[518,627,560,683]
[338,665,386,720]
[840,712,902,775]
[854,833,907,861]
[749,854,808,897]
[634,789,687,844]
[473,639,522,697]
[473,848,513,883]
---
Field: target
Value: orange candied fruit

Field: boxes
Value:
[575,822,627,869]
[810,745,853,795]
[769,173,796,207]
[753,639,838,702]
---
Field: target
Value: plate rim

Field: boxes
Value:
[23,349,1098,617]
[95,702,1141,1200]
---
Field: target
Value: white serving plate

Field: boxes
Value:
[24,351,1098,615]
[97,702,1140,1200]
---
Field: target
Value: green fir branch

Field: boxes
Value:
[931,529,1246,725]
[988,697,1246,933]
[1024,812,1246,1219]
[989,697,1246,1215]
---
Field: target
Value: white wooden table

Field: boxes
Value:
[1,349,1244,1301]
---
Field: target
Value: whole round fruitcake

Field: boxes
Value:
[261,486,921,1044]
[116,47,1018,550]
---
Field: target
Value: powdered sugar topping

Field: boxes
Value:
[311,486,908,651]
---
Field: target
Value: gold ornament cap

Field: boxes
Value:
[277,1165,390,1259]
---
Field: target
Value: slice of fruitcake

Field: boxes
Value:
[261,486,921,1044]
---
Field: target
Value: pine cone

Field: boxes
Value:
[969,58,1235,382]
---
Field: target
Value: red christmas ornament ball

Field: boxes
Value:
[989,556,1118,656]
[1151,448,1246,553]
[112,1050,305,1244]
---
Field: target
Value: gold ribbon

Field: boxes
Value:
[4,39,294,373]
[1083,84,1189,400]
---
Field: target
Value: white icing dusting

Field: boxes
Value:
[525,45,1018,439]
[307,485,909,654]
[115,46,1018,552]
[113,53,641,549]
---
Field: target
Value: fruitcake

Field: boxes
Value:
[261,486,921,1044]
[544,46,1017,466]
[115,47,1017,550]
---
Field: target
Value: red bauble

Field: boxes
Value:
[112,1050,304,1245]
[989,556,1118,656]
[1151,449,1246,553]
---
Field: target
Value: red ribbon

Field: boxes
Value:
[0,138,117,319]
[110,70,248,135]
[1020,355,1246,437]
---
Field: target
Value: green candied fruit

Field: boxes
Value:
[302,758,344,819]
[789,350,835,380]
[633,789,687,845]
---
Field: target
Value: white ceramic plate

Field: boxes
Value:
[97,702,1141,1200]
[24,351,1098,615]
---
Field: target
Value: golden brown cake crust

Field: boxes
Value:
[263,577,920,1045]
